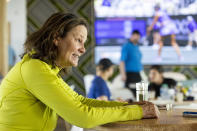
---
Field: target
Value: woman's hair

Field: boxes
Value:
[97,58,113,72]
[22,12,87,69]
[150,65,163,73]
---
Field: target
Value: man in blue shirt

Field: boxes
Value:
[119,30,143,97]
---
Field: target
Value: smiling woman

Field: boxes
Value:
[54,25,87,67]
[22,12,88,73]
[0,12,159,131]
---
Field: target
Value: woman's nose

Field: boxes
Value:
[79,45,86,54]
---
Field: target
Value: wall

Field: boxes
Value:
[0,0,8,76]
[7,0,27,63]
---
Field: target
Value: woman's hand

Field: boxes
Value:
[131,101,153,105]
[125,101,153,105]
[141,103,160,119]
[121,73,127,81]
[116,97,126,102]
[97,96,108,101]
[124,101,159,118]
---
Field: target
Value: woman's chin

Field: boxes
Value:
[71,62,78,67]
[70,58,79,67]
[63,61,78,67]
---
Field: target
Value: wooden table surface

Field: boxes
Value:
[90,109,197,131]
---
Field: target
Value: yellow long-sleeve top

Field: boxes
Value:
[0,54,143,131]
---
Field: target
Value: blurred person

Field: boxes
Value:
[0,73,3,83]
[0,12,159,130]
[147,19,161,50]
[8,44,16,69]
[88,58,123,101]
[185,16,197,51]
[152,24,161,50]
[147,4,183,61]
[7,22,16,70]
[148,65,177,98]
[119,30,143,98]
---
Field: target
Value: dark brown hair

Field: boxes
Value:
[97,58,113,72]
[22,12,87,70]
[150,65,163,73]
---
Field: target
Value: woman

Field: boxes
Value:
[0,12,159,131]
[147,5,182,61]
[148,65,177,98]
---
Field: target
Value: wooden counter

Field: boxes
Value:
[89,109,197,131]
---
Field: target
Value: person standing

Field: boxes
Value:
[119,30,143,98]
[185,16,197,51]
[147,5,183,61]
[8,44,16,69]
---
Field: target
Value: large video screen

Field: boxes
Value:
[94,0,197,65]
[95,0,197,17]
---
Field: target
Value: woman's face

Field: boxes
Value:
[55,25,87,67]
[149,69,162,83]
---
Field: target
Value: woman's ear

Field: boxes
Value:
[53,33,60,46]
[53,39,59,46]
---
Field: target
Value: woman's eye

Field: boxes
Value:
[78,39,82,43]
[75,38,79,42]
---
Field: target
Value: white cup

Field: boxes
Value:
[136,82,148,101]
[166,103,173,111]
[176,92,184,103]
[148,91,155,100]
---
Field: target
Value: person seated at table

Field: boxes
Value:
[88,58,113,101]
[148,65,177,98]
[88,59,139,103]
[0,12,159,130]
[88,58,123,101]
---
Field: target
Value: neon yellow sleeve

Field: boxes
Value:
[21,59,143,128]
[79,96,127,107]
[58,77,128,107]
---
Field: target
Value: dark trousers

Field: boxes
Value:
[125,72,141,98]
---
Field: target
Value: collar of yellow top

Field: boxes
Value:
[53,66,61,75]
[22,53,61,75]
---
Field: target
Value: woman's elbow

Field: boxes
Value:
[74,117,100,129]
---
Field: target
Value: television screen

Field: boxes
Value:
[94,0,197,65]
[95,0,197,18]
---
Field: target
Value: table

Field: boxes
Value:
[89,109,197,131]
